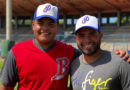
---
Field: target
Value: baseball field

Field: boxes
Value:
[0,59,4,87]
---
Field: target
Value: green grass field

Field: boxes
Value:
[0,60,4,87]
[0,60,4,71]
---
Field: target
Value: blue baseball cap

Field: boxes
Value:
[33,3,59,22]
[74,15,100,34]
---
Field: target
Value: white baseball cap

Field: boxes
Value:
[33,3,59,22]
[74,15,100,34]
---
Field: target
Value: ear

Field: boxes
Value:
[74,35,77,40]
[32,20,35,31]
[99,33,103,40]
[32,20,35,26]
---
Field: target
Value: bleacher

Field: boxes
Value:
[101,23,130,51]
[101,24,118,35]
[60,24,130,51]
[0,27,34,43]
[117,23,130,33]
[0,23,130,51]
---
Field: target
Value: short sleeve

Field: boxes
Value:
[0,50,18,87]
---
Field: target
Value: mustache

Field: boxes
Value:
[81,43,96,47]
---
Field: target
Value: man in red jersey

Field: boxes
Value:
[0,3,130,90]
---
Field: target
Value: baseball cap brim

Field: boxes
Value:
[74,26,100,34]
[34,15,58,22]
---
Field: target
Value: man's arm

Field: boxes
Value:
[0,50,18,89]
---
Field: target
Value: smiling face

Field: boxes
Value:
[75,28,103,56]
[32,18,58,44]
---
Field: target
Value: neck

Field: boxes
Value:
[35,39,55,49]
[82,49,103,64]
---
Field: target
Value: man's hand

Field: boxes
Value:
[114,49,130,62]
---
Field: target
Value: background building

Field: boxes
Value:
[0,0,130,55]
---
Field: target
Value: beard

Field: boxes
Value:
[78,40,101,56]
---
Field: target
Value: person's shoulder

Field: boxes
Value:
[56,40,73,48]
[12,40,33,49]
[101,50,126,71]
[111,51,122,59]
[71,55,82,70]
[72,54,82,64]
[104,50,123,63]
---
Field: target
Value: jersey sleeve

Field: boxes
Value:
[0,50,18,87]
[73,48,81,60]
[119,60,130,90]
